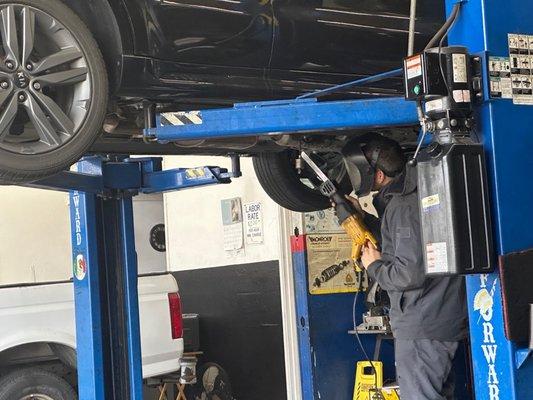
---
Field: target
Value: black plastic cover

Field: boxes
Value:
[499,250,533,342]
[417,143,495,275]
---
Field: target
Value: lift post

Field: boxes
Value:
[27,156,232,400]
[141,2,533,399]
[14,0,531,398]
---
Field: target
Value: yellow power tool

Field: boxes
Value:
[300,152,378,270]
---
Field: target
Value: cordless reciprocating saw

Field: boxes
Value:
[300,152,378,270]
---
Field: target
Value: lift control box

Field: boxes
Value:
[404,51,448,100]
[417,143,494,275]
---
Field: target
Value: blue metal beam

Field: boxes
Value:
[146,97,419,142]
[25,157,232,195]
[296,68,403,100]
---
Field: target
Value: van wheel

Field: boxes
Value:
[0,367,77,400]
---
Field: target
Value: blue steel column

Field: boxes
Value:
[118,196,144,399]
[69,157,144,400]
[446,1,533,399]
[70,161,106,400]
[291,235,314,400]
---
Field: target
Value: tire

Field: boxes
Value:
[0,0,108,183]
[0,367,77,400]
[253,150,352,212]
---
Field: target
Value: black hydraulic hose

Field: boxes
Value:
[424,3,461,50]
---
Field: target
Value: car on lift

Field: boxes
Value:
[0,0,443,211]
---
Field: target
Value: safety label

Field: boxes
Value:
[508,34,533,105]
[160,110,203,126]
[452,53,468,83]
[452,89,471,103]
[421,194,440,212]
[425,98,443,113]
[406,55,422,79]
[185,168,206,179]
[426,242,448,273]
[489,56,512,99]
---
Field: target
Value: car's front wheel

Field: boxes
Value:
[253,150,353,212]
[0,0,107,183]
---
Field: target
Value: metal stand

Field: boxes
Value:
[27,156,232,400]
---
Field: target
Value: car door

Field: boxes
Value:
[271,0,444,77]
[131,0,275,68]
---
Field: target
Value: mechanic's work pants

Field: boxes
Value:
[395,339,459,400]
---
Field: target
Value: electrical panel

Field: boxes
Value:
[404,52,447,100]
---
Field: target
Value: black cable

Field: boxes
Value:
[437,4,462,96]
[424,3,462,50]
[352,268,380,393]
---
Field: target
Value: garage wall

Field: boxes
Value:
[0,187,71,284]
[0,187,167,285]
[164,155,287,400]
[174,261,287,400]
[163,156,280,271]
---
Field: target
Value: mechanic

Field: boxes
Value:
[350,136,467,400]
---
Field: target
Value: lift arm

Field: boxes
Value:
[145,97,419,143]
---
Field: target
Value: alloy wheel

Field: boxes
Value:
[0,4,90,155]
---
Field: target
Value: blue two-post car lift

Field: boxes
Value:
[28,157,234,400]
[25,0,533,398]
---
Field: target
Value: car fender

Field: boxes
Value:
[60,0,133,92]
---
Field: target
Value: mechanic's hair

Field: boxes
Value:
[363,136,406,178]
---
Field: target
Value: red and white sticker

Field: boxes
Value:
[406,55,422,79]
[426,242,448,273]
[74,254,87,281]
[452,89,472,103]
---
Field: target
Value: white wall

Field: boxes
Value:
[0,187,168,285]
[0,187,71,284]
[164,155,281,271]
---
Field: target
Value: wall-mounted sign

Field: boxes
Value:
[221,198,244,251]
[307,233,364,295]
[244,202,263,244]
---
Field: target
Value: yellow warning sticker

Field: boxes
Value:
[185,168,205,179]
[421,194,440,210]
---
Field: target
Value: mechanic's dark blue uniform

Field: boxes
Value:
[365,166,467,400]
